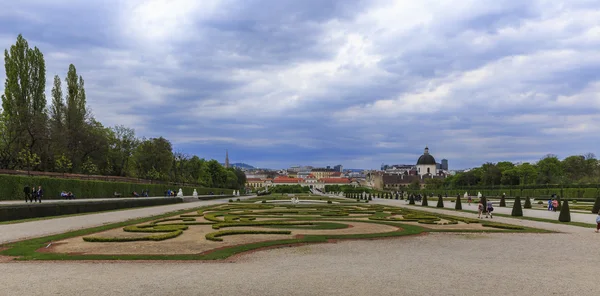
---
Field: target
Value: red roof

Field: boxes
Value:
[306,174,316,178]
[330,172,342,177]
[272,177,303,183]
[320,178,351,184]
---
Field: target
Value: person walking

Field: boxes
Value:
[36,185,43,203]
[486,200,494,218]
[595,210,600,233]
[552,199,558,212]
[477,201,484,219]
[467,195,473,206]
[24,185,30,203]
[30,185,36,202]
[548,198,553,211]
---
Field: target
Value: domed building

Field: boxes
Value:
[416,146,437,176]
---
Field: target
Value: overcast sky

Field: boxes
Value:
[1,0,599,170]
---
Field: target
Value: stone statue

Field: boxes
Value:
[192,189,198,198]
[464,192,468,199]
[477,192,482,198]
[177,188,183,197]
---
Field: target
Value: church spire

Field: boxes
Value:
[225,149,230,168]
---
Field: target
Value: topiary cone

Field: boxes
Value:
[480,196,487,209]
[592,195,600,214]
[409,195,415,205]
[524,196,532,209]
[437,195,444,208]
[422,195,428,206]
[455,195,462,210]
[556,196,562,211]
[499,195,506,207]
[559,200,571,222]
[511,196,523,216]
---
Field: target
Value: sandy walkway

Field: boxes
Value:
[1,232,598,296]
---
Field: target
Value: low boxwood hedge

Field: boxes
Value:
[205,230,291,242]
[83,229,184,242]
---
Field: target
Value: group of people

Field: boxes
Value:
[132,190,149,197]
[547,194,559,211]
[60,191,75,200]
[477,200,494,219]
[165,189,176,197]
[23,185,43,203]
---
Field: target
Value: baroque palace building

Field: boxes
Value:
[245,174,359,190]
[368,146,447,190]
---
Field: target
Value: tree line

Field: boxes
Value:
[424,153,599,189]
[0,35,245,189]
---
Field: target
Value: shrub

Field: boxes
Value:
[511,196,523,217]
[559,200,571,222]
[455,195,462,210]
[228,199,233,202]
[327,200,332,204]
[482,223,525,230]
[422,195,428,206]
[83,229,183,242]
[409,195,415,205]
[236,198,240,202]
[499,195,506,207]
[593,195,600,214]
[205,230,291,242]
[523,197,532,209]
[480,196,487,209]
[261,200,267,203]
[436,195,444,208]
[537,201,543,205]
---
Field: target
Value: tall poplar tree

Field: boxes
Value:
[1,34,48,168]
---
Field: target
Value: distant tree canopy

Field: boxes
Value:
[439,154,600,188]
[0,34,244,189]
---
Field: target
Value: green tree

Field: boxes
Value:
[81,156,98,175]
[17,149,41,175]
[55,153,72,175]
[501,168,520,186]
[455,194,462,210]
[511,196,523,216]
[536,155,563,184]
[481,162,501,186]
[436,195,444,208]
[517,163,538,185]
[590,195,600,214]
[409,179,420,190]
[1,34,48,167]
[558,200,571,222]
[561,155,586,183]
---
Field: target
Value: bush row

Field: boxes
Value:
[0,198,183,222]
[0,174,234,200]
[404,187,600,199]
[205,230,292,241]
[82,229,183,242]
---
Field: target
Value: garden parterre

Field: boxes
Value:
[0,197,549,261]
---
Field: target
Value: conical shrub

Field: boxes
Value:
[556,196,562,211]
[499,195,506,207]
[422,194,428,206]
[559,200,571,222]
[592,195,600,214]
[511,196,523,216]
[455,195,462,210]
[409,195,415,205]
[524,197,532,209]
[436,195,444,208]
[480,196,487,209]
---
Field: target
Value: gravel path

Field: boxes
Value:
[0,196,254,244]
[1,232,598,296]
[372,199,593,234]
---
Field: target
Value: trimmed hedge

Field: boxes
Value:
[511,196,523,217]
[83,229,183,242]
[592,196,600,214]
[0,174,234,201]
[403,187,600,199]
[205,230,291,241]
[0,197,184,222]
